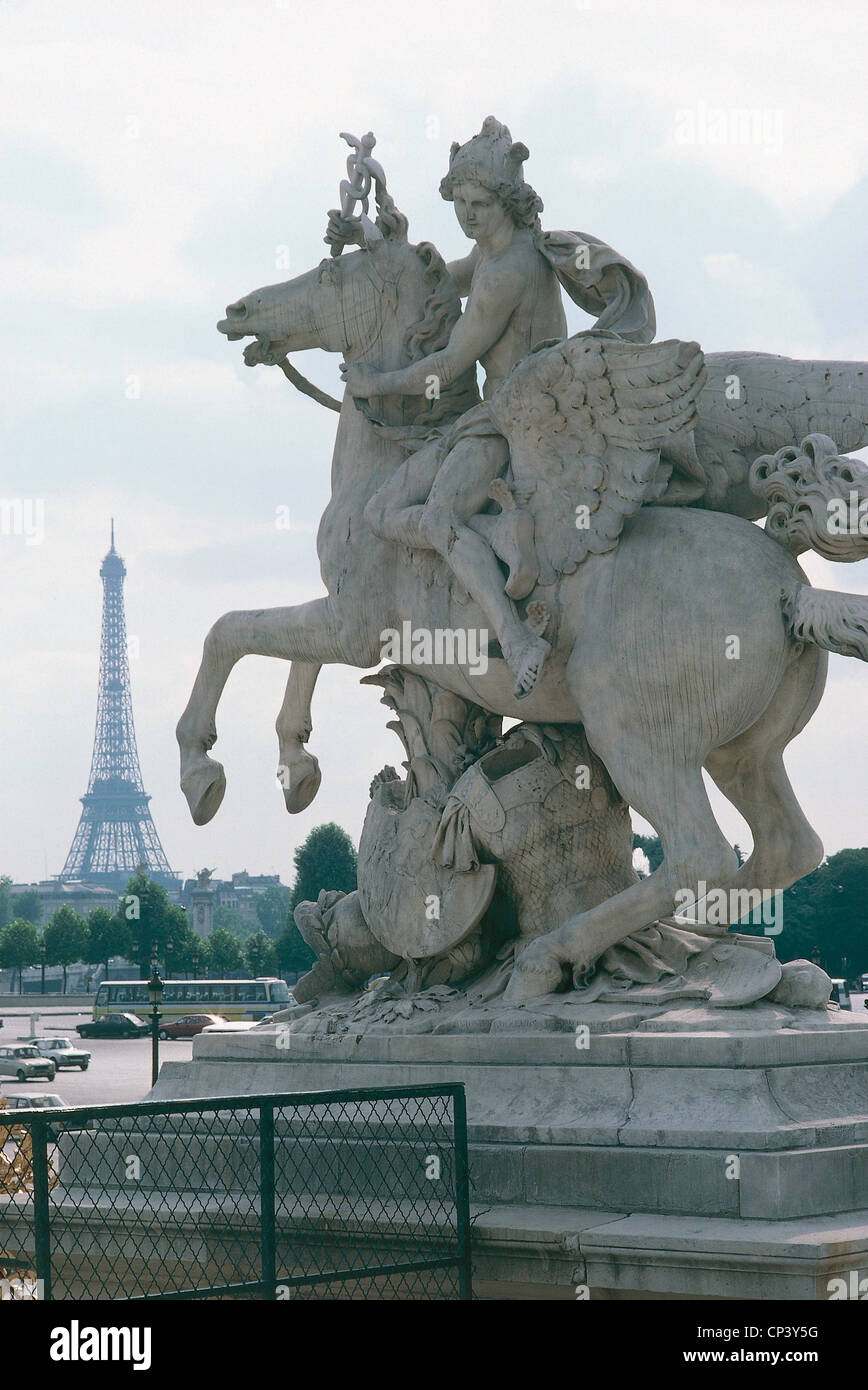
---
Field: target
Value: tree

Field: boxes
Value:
[277,922,315,977]
[115,871,178,976]
[214,905,257,939]
[11,889,42,925]
[164,910,204,976]
[0,876,12,931]
[632,833,663,875]
[86,907,126,978]
[255,884,291,940]
[0,919,40,993]
[43,907,89,993]
[245,930,278,978]
[204,927,244,976]
[289,824,357,914]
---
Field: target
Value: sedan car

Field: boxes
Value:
[2,1091,67,1112]
[19,1037,91,1070]
[0,1045,56,1082]
[157,1013,224,1040]
[76,1013,149,1039]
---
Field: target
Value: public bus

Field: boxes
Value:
[93,978,291,1022]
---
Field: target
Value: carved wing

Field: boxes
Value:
[488,332,706,581]
[691,353,868,508]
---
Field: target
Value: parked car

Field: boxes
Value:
[2,1091,67,1112]
[0,1092,93,1137]
[157,1013,225,1040]
[19,1037,91,1070]
[0,1045,56,1082]
[76,1013,149,1039]
[200,1020,256,1034]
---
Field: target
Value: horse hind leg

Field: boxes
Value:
[276,662,323,813]
[703,643,826,922]
[504,749,739,1002]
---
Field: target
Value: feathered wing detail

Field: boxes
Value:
[488,333,706,582]
[687,353,868,510]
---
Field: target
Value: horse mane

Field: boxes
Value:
[400,241,481,426]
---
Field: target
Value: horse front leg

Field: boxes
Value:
[276,661,322,813]
[176,598,343,825]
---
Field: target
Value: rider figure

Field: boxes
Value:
[342,117,655,697]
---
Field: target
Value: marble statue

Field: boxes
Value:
[178,119,868,1017]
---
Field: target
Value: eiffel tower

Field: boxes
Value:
[60,524,176,888]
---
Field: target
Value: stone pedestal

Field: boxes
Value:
[150,1001,868,1300]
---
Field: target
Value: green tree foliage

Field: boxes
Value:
[204,927,244,976]
[43,906,89,993]
[0,876,12,932]
[276,922,315,977]
[86,907,126,976]
[245,930,278,978]
[114,872,179,976]
[737,848,868,978]
[289,824,357,914]
[163,909,203,976]
[11,888,42,925]
[632,833,663,874]
[254,884,291,940]
[0,919,40,993]
[214,905,258,940]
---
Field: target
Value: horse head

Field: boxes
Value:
[217,220,479,426]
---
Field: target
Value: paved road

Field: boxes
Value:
[0,1008,194,1105]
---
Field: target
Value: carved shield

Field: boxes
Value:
[358,795,495,960]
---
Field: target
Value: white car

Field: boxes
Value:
[19,1037,91,1071]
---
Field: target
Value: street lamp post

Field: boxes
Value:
[40,942,46,996]
[147,960,164,1087]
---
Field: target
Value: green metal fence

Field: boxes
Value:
[0,1085,471,1300]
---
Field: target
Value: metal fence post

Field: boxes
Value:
[30,1117,53,1301]
[259,1103,277,1300]
[452,1086,473,1300]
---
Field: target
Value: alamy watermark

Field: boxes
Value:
[379,621,488,676]
[673,880,783,935]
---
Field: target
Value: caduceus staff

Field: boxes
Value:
[242,130,386,411]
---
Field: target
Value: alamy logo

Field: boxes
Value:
[49,1321,152,1371]
[379,621,488,676]
[673,881,783,936]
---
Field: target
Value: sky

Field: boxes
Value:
[1,0,866,887]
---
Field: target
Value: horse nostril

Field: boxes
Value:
[226,300,248,320]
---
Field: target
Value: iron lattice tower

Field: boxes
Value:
[60,525,175,887]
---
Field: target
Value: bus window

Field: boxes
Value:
[116,987,130,1003]
[132,984,148,1004]
[270,981,291,1003]
[252,984,267,1002]
[95,984,110,1007]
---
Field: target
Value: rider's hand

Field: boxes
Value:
[341,362,383,397]
[325,209,365,251]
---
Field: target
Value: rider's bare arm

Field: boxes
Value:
[373,259,524,396]
[446,246,480,298]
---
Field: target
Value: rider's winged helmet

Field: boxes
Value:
[440,116,544,231]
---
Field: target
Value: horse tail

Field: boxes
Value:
[782,584,868,662]
[750,433,868,562]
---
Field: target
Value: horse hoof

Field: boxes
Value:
[181,759,227,825]
[503,946,564,1002]
[282,753,322,814]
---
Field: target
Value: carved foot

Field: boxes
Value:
[279,746,322,814]
[503,623,551,700]
[180,756,227,826]
[503,940,566,1001]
